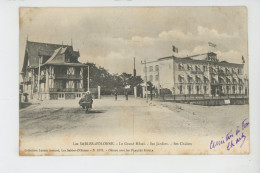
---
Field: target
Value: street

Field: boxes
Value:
[19,95,249,154]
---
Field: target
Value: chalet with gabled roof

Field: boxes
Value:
[21,40,87,100]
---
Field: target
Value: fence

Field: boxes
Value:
[147,93,249,106]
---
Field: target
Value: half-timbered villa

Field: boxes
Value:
[21,40,87,100]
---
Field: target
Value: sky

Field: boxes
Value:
[19,7,248,75]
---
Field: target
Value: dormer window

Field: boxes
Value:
[178,64,184,70]
[155,65,159,71]
[187,64,192,71]
[195,65,201,71]
[66,56,70,63]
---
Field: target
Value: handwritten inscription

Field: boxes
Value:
[210,118,249,151]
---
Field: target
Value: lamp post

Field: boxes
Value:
[87,65,90,92]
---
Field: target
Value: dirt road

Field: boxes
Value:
[20,96,248,137]
[19,96,249,155]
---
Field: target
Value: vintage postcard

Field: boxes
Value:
[19,7,249,155]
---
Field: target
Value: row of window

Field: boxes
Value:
[55,80,83,89]
[178,75,243,84]
[178,75,208,83]
[143,63,243,75]
[177,63,243,75]
[54,67,82,75]
[178,64,207,72]
[178,85,244,94]
[179,85,208,94]
[143,65,159,73]
[148,75,159,82]
[211,67,242,75]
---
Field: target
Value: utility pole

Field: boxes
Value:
[87,65,90,92]
[133,57,136,77]
[158,66,160,96]
[133,57,137,98]
[144,60,148,103]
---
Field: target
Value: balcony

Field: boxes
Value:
[23,77,32,84]
[49,88,86,92]
[191,71,204,75]
[55,74,82,79]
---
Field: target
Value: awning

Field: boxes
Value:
[195,65,201,70]
[212,67,217,74]
[238,77,244,84]
[212,76,218,82]
[226,76,232,83]
[219,76,226,83]
[233,77,238,83]
[187,75,194,82]
[179,75,184,78]
[219,68,225,73]
[226,68,230,73]
[196,75,202,80]
[187,64,192,70]
[204,76,209,81]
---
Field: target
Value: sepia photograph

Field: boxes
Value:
[19,7,249,155]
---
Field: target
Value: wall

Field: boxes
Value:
[140,58,174,93]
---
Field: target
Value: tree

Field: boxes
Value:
[120,73,132,87]
[83,63,113,88]
[83,62,144,95]
[147,81,154,91]
[129,76,143,88]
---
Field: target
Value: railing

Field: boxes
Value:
[218,72,233,76]
[176,81,206,84]
[190,71,204,75]
[55,74,82,79]
[157,93,248,101]
[49,88,86,92]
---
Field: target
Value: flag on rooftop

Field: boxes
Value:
[242,56,245,63]
[172,45,178,54]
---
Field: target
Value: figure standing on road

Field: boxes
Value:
[114,89,118,101]
[125,90,128,100]
[150,88,153,101]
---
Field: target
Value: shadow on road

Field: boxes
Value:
[19,102,32,109]
[85,110,107,114]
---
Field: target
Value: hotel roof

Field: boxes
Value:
[145,52,243,66]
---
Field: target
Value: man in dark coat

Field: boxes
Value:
[79,91,93,108]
